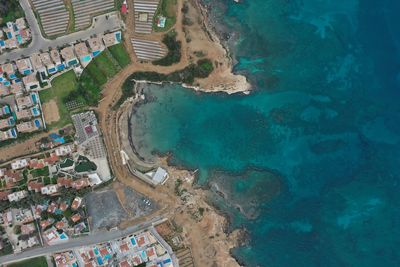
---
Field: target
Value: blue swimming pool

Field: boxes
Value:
[68,59,78,66]
[163,258,171,264]
[0,40,5,47]
[96,256,103,265]
[31,94,37,104]
[130,238,137,246]
[60,233,67,239]
[23,69,31,75]
[3,106,10,114]
[115,32,121,42]
[92,50,101,57]
[32,107,39,116]
[94,247,99,255]
[8,118,15,125]
[16,35,23,44]
[10,128,17,138]
[3,81,10,86]
[15,78,21,83]
[48,67,57,74]
[57,64,65,71]
[81,55,91,63]
[34,119,41,128]
[9,74,16,79]
[7,32,12,39]
[104,254,111,260]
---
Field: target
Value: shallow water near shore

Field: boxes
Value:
[130,0,400,266]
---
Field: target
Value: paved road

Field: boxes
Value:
[0,216,166,265]
[0,0,122,63]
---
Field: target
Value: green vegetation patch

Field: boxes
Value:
[8,256,48,267]
[153,31,181,66]
[39,70,78,129]
[133,58,214,84]
[153,0,177,32]
[0,0,24,25]
[114,59,214,108]
[30,166,50,178]
[93,52,119,78]
[108,43,131,68]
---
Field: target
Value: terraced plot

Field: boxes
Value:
[131,38,166,60]
[71,0,115,30]
[134,0,160,34]
[32,0,69,36]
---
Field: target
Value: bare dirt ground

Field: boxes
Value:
[0,132,48,163]
[42,99,60,124]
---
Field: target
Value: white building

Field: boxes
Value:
[41,184,58,195]
[11,159,29,170]
[7,190,28,202]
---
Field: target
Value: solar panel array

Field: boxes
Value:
[31,0,69,36]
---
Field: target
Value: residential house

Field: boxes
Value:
[2,63,16,79]
[71,178,90,190]
[55,145,73,156]
[0,117,15,130]
[16,94,34,109]
[74,42,92,67]
[87,36,105,57]
[11,158,28,170]
[103,31,121,47]
[30,53,45,72]
[21,223,36,235]
[22,73,40,90]
[41,184,59,195]
[15,58,33,75]
[0,84,10,96]
[7,190,28,202]
[27,181,44,193]
[16,118,43,133]
[40,52,57,74]
[50,49,65,71]
[60,46,78,67]
[10,81,25,95]
[71,197,82,210]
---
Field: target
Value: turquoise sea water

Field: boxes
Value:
[130,0,400,266]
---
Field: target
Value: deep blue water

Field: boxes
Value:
[130,0,400,266]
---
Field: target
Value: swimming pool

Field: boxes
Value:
[34,119,41,128]
[9,74,16,79]
[2,81,10,86]
[48,67,57,74]
[31,94,37,103]
[7,32,12,39]
[96,256,103,265]
[57,64,65,71]
[81,55,92,63]
[94,247,99,255]
[10,128,17,138]
[60,233,67,240]
[3,106,10,114]
[16,35,23,44]
[115,32,122,42]
[23,69,31,75]
[130,237,137,246]
[68,59,78,66]
[92,50,101,57]
[0,40,5,47]
[32,107,39,116]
